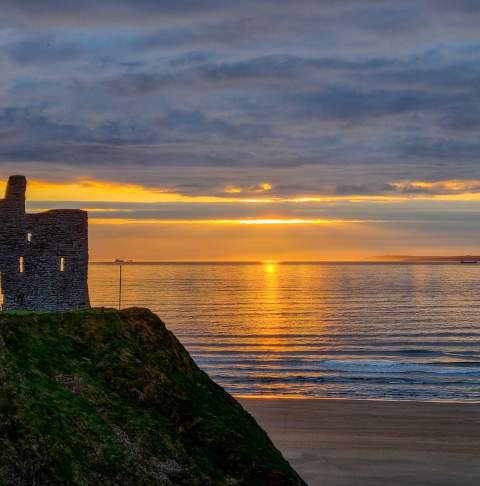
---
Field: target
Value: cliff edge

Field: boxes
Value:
[0,308,304,485]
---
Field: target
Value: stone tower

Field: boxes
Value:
[0,175,90,311]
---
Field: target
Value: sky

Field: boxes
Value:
[0,0,479,260]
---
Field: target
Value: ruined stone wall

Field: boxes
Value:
[0,175,90,311]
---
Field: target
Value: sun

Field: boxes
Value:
[263,260,278,273]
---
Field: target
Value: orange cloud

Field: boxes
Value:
[391,179,480,196]
[224,185,243,194]
[257,182,272,191]
[3,177,480,207]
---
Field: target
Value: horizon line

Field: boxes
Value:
[89,256,480,265]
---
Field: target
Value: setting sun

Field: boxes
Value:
[264,262,278,273]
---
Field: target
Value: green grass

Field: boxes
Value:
[0,308,303,485]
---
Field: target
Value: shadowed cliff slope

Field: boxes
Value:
[0,308,304,485]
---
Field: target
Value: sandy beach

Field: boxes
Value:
[239,398,480,486]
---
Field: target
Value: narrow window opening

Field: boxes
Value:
[19,256,25,273]
[60,257,65,272]
[27,232,32,242]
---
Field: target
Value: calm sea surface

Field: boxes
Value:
[90,263,480,401]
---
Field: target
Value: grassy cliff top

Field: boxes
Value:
[0,308,304,486]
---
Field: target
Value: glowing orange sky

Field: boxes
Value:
[1,176,476,261]
[5,178,480,205]
[1,2,478,261]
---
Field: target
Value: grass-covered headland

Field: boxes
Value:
[0,308,304,485]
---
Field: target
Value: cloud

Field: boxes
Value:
[289,86,442,122]
[398,136,480,161]
[8,34,83,64]
[0,0,479,206]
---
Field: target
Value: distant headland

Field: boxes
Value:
[368,255,480,263]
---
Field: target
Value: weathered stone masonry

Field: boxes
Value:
[0,175,90,311]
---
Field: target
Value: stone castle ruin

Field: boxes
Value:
[0,175,90,311]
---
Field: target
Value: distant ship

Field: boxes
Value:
[460,260,478,264]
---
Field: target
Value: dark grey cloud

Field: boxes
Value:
[0,0,479,200]
[102,72,177,94]
[2,1,480,29]
[438,109,480,132]
[0,106,157,146]
[290,86,443,121]
[8,34,84,64]
[399,136,480,161]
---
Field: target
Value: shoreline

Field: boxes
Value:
[239,397,480,486]
[235,394,480,404]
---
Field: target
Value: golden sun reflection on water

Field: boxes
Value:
[253,262,329,357]
[257,261,286,358]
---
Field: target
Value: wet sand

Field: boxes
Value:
[238,398,480,486]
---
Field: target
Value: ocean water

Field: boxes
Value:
[89,263,480,401]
